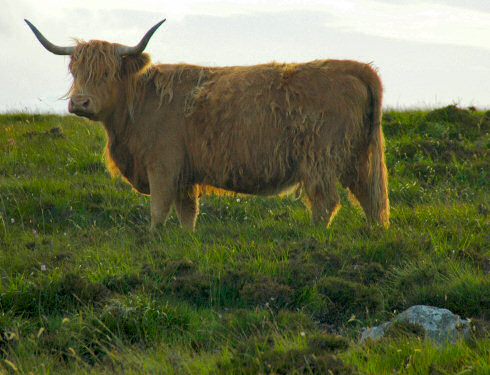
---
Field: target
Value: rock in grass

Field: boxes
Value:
[361,305,470,344]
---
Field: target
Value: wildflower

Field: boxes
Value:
[3,360,17,372]
[41,264,47,271]
[10,218,15,224]
[37,327,45,338]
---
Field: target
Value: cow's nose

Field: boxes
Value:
[71,95,90,108]
[69,95,93,114]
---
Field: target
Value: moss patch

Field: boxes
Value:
[240,278,293,309]
[316,277,382,324]
[219,333,355,374]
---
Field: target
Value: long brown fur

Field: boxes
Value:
[67,39,389,229]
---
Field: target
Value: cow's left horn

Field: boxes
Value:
[116,19,166,56]
[25,19,75,56]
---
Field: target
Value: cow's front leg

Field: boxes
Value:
[303,176,340,227]
[148,168,176,230]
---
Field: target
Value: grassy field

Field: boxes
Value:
[0,106,488,374]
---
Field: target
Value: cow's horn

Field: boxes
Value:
[25,19,75,56]
[116,19,166,56]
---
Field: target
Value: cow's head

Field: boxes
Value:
[25,19,165,120]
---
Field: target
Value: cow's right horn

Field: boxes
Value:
[25,19,75,56]
[115,19,166,56]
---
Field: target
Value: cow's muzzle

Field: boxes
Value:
[69,95,95,118]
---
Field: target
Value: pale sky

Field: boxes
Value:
[1,0,489,113]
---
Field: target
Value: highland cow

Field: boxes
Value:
[26,19,389,230]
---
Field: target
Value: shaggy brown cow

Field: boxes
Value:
[26,19,389,230]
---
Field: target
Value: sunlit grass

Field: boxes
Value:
[0,106,488,373]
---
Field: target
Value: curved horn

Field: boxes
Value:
[116,19,166,56]
[25,19,75,56]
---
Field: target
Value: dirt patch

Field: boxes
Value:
[23,127,65,139]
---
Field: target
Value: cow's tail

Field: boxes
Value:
[364,65,389,227]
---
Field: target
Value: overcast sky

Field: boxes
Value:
[2,0,489,113]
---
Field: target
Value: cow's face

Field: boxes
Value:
[68,42,120,120]
[25,19,164,121]
[67,42,150,120]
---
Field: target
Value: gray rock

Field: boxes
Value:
[360,322,390,341]
[361,305,470,344]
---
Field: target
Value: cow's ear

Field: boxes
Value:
[122,53,151,76]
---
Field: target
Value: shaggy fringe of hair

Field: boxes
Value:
[70,41,120,82]
[68,41,120,97]
[69,41,152,118]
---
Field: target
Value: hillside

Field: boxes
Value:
[0,106,489,374]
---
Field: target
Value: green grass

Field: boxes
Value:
[0,106,489,374]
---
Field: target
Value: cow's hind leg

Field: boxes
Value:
[303,176,340,226]
[348,178,370,218]
[148,168,176,230]
[174,186,199,230]
[347,152,389,227]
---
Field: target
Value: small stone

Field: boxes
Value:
[361,322,390,341]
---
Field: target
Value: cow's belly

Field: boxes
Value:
[199,165,300,196]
